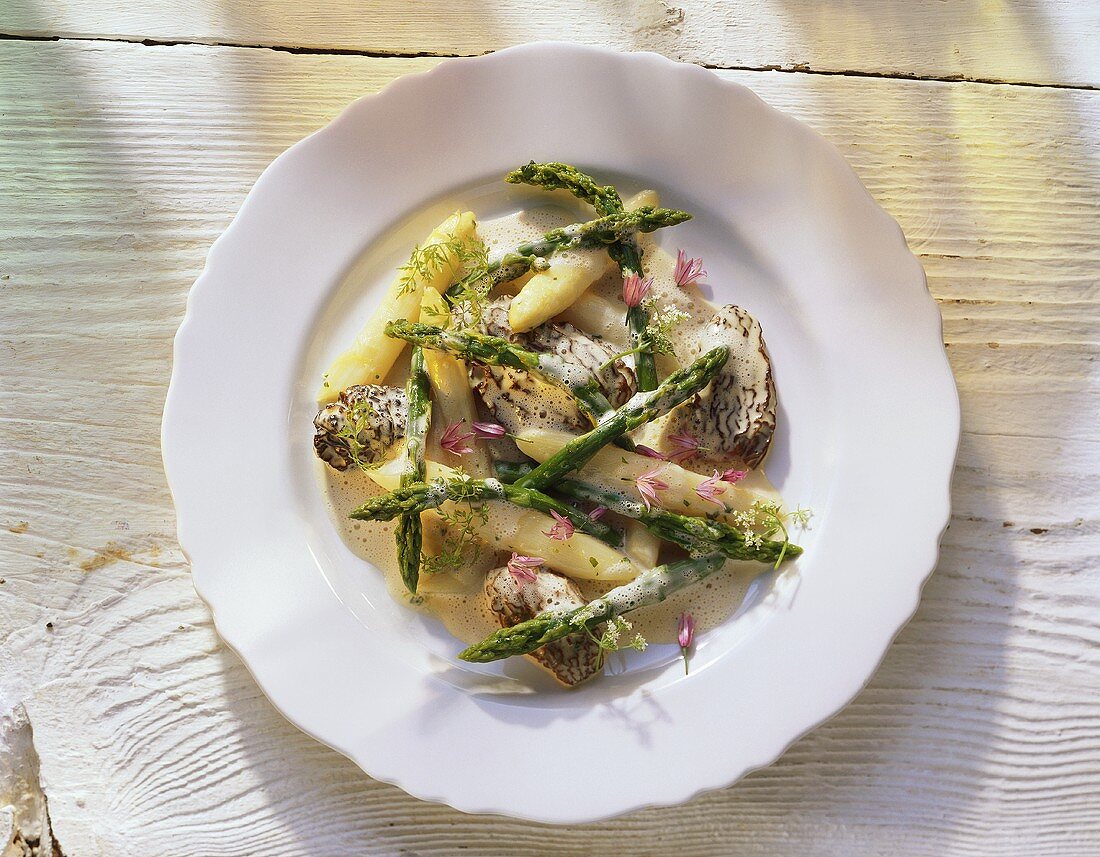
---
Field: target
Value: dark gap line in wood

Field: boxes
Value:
[0,31,1097,92]
[0,30,463,59]
[697,61,1100,92]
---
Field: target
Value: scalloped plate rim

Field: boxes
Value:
[161,42,960,823]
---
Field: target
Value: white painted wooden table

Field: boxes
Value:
[2,4,1098,855]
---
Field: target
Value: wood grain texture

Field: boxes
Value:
[1,0,1099,88]
[1,39,1099,856]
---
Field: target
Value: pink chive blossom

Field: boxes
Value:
[635,444,668,461]
[439,421,475,455]
[668,432,703,463]
[543,510,575,541]
[695,470,727,508]
[471,421,507,439]
[507,553,542,585]
[674,250,707,288]
[678,611,696,649]
[720,468,748,484]
[589,506,608,521]
[678,611,696,674]
[636,469,669,511]
[622,273,654,308]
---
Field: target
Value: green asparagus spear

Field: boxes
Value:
[349,476,620,547]
[384,321,617,424]
[444,252,541,311]
[519,206,690,256]
[512,346,729,491]
[396,346,431,593]
[492,461,800,565]
[458,553,726,663]
[506,162,659,391]
[444,206,690,305]
[621,262,656,390]
[505,161,621,213]
[492,460,552,483]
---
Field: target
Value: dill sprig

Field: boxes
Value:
[395,225,496,327]
[335,397,381,472]
[397,227,488,297]
[420,470,490,576]
[447,270,494,328]
[421,505,489,576]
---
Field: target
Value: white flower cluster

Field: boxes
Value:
[731,499,786,549]
[730,500,812,555]
[599,617,648,653]
[641,301,691,357]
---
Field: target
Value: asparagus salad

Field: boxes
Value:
[314,163,809,686]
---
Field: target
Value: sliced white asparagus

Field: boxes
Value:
[419,287,492,477]
[489,506,638,583]
[508,252,615,333]
[624,519,661,568]
[514,427,779,521]
[366,456,640,583]
[554,291,625,345]
[504,189,657,334]
[318,211,478,401]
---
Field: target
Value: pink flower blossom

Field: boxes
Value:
[636,469,669,511]
[678,611,696,675]
[668,432,703,463]
[720,469,748,485]
[471,421,507,439]
[678,611,696,649]
[439,421,475,455]
[507,553,542,585]
[622,272,654,308]
[589,506,608,521]
[674,249,707,288]
[695,470,727,508]
[543,510,575,541]
[634,444,668,461]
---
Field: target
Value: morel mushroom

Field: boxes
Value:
[472,364,589,435]
[473,297,635,435]
[669,304,776,469]
[313,384,408,471]
[485,564,602,686]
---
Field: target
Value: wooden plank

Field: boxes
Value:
[1,40,1098,855]
[0,0,1098,88]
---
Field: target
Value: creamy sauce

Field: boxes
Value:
[573,561,757,645]
[321,205,784,652]
[325,466,503,644]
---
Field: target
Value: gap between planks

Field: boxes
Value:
[1,31,1098,93]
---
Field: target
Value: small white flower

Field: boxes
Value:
[790,506,814,527]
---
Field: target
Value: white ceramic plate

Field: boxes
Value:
[162,43,959,823]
